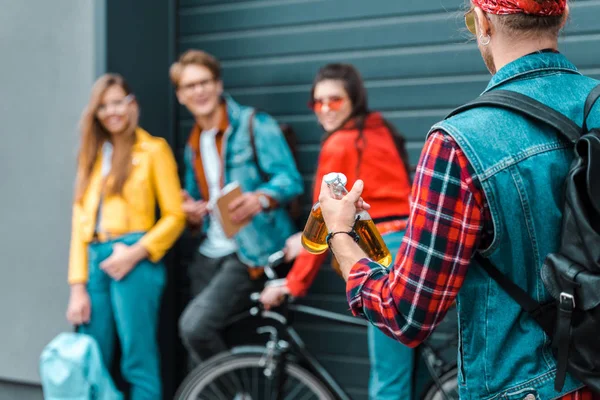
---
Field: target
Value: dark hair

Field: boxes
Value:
[311,63,411,178]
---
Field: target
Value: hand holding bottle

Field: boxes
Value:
[318,178,368,233]
[304,172,391,268]
[301,173,370,254]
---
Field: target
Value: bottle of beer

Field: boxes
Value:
[301,172,393,267]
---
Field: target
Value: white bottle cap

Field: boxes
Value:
[324,172,347,186]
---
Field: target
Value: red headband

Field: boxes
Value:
[472,0,566,16]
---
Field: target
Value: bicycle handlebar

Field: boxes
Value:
[251,251,367,328]
[249,250,290,305]
[264,250,286,280]
[249,292,262,303]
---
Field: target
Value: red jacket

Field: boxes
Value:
[287,112,412,296]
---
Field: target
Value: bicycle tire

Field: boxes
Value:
[422,367,459,400]
[175,348,336,400]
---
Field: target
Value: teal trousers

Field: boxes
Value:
[368,229,415,400]
[79,232,165,400]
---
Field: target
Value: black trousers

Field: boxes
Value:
[178,252,263,363]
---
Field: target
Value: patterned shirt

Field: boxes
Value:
[345,131,598,400]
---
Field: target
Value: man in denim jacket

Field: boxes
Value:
[319,1,600,399]
[171,50,303,363]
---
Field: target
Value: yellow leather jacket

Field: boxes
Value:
[68,128,185,284]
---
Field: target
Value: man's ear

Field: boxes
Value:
[474,7,492,37]
[560,5,570,29]
[216,80,224,97]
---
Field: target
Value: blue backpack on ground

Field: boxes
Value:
[40,332,123,400]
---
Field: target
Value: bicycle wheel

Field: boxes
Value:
[422,368,459,400]
[175,349,336,400]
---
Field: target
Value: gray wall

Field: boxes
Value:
[0,0,102,393]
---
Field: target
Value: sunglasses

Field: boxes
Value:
[309,97,345,113]
[465,8,477,35]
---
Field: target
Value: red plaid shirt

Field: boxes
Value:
[345,131,597,400]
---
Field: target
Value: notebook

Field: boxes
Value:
[212,182,247,238]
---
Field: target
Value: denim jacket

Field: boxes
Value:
[432,52,600,400]
[184,95,303,267]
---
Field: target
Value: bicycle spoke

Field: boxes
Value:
[226,368,254,399]
[219,369,244,395]
[270,378,277,400]
[205,380,229,400]
[240,366,251,394]
[266,374,272,400]
[288,377,318,400]
[283,378,305,400]
[297,388,319,400]
[217,375,237,398]
[177,355,333,400]
[252,366,259,399]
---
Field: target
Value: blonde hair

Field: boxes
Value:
[170,50,221,87]
[492,13,566,38]
[75,73,139,202]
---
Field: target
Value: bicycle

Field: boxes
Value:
[175,251,459,400]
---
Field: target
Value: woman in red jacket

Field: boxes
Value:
[260,64,414,400]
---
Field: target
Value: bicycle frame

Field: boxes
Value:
[292,304,370,399]
[217,252,457,400]
[223,300,458,400]
[241,302,362,400]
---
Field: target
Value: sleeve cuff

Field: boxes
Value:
[256,187,282,204]
[138,238,162,263]
[287,277,308,297]
[257,191,279,210]
[187,220,203,234]
[345,258,387,317]
[68,276,88,285]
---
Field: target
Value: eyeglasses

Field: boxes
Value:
[309,97,346,113]
[97,94,134,116]
[465,8,477,35]
[178,78,216,93]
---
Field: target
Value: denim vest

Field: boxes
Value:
[184,95,304,267]
[431,53,600,400]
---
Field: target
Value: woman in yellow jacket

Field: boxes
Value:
[65,74,186,400]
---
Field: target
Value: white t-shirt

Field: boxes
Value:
[95,141,113,233]
[198,128,238,258]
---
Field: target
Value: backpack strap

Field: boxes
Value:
[474,253,574,391]
[554,285,576,391]
[447,90,582,143]
[475,253,575,392]
[583,84,600,132]
[248,110,270,182]
[474,254,555,333]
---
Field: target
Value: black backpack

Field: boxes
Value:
[248,110,303,227]
[446,85,600,394]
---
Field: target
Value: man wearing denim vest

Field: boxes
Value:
[318,1,600,399]
[170,50,303,365]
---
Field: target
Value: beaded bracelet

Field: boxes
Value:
[325,230,360,249]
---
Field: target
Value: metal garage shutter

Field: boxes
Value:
[174,1,600,397]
